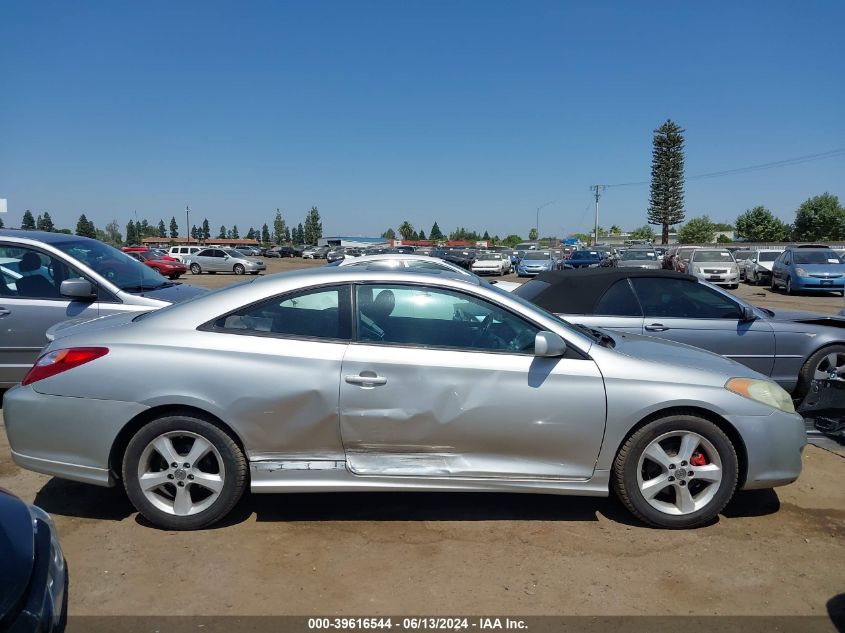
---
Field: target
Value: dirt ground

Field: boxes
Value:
[1,257,844,617]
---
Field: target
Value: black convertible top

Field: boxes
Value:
[516,268,697,313]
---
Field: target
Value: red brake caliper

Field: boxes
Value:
[690,451,708,466]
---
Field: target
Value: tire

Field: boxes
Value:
[786,276,794,295]
[122,414,247,530]
[169,274,181,280]
[770,276,778,292]
[612,414,738,529]
[797,344,845,395]
[190,263,201,275]
[233,264,245,275]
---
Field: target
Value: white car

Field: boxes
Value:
[168,246,202,262]
[301,247,318,259]
[471,252,509,276]
[687,248,740,288]
[336,253,520,291]
[743,249,785,285]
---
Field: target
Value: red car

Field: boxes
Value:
[122,246,180,261]
[124,250,187,279]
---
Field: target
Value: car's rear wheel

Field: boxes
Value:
[798,344,845,395]
[189,263,201,275]
[612,414,738,529]
[123,415,247,530]
[233,264,245,275]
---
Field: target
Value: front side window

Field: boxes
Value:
[0,244,88,299]
[213,285,350,340]
[595,280,643,316]
[631,278,742,320]
[356,284,539,353]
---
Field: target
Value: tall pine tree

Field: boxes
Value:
[158,219,167,238]
[169,217,179,239]
[21,210,36,230]
[202,218,211,240]
[429,221,444,241]
[647,119,686,244]
[76,214,97,238]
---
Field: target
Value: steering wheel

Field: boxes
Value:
[472,313,495,346]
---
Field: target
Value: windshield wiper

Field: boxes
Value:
[121,283,167,292]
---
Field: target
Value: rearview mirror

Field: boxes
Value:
[60,279,96,301]
[740,305,756,322]
[534,331,567,357]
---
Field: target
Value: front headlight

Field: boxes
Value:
[725,378,795,413]
[730,265,739,273]
[795,267,808,277]
[692,266,702,274]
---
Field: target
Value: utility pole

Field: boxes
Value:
[535,200,555,242]
[185,204,190,244]
[590,185,606,246]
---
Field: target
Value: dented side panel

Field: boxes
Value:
[339,344,607,479]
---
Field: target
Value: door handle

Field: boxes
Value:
[345,374,387,386]
[645,323,669,332]
[0,307,10,317]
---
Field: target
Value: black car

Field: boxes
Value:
[564,249,615,269]
[0,488,67,632]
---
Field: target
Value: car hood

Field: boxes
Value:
[764,308,845,328]
[128,282,208,302]
[793,263,845,274]
[607,330,761,380]
[0,488,35,624]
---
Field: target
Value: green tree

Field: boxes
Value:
[104,220,122,245]
[296,223,304,244]
[382,228,396,240]
[273,209,286,245]
[232,225,239,239]
[528,228,538,241]
[398,221,414,240]
[21,210,36,230]
[202,218,211,240]
[284,226,291,242]
[734,206,790,242]
[126,220,137,245]
[503,234,523,247]
[609,225,622,235]
[169,217,179,239]
[571,233,591,243]
[629,225,657,241]
[716,234,732,243]
[712,222,734,232]
[190,225,199,241]
[418,229,426,240]
[647,119,686,244]
[76,214,97,238]
[678,215,716,244]
[429,221,444,241]
[261,223,271,244]
[37,212,55,232]
[792,193,845,242]
[158,219,167,238]
[303,207,322,245]
[218,225,227,239]
[482,230,490,240]
[246,227,256,240]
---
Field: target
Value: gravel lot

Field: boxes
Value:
[1,257,843,617]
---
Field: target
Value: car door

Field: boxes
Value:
[629,277,776,376]
[563,278,645,334]
[0,244,104,386]
[772,251,789,286]
[339,283,607,480]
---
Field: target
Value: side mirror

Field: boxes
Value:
[534,331,567,357]
[60,278,96,301]
[741,305,756,322]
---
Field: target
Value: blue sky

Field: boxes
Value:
[1,0,843,239]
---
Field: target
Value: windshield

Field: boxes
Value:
[524,251,552,260]
[621,250,657,261]
[571,251,601,260]
[794,250,842,265]
[51,238,170,291]
[692,250,734,263]
[477,253,501,261]
[759,251,780,262]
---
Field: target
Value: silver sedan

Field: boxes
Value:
[4,268,804,530]
[186,248,265,275]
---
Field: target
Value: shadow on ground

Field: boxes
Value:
[34,477,134,521]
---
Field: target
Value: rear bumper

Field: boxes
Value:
[726,409,807,490]
[4,384,148,487]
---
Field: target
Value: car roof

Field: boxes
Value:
[0,228,93,244]
[527,268,696,314]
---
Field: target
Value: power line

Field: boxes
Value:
[603,146,845,189]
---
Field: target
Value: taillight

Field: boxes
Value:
[22,347,109,385]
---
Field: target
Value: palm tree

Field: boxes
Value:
[398,220,414,241]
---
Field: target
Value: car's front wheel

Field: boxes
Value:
[613,414,738,528]
[786,276,794,295]
[798,344,845,395]
[190,263,201,275]
[233,264,246,275]
[123,414,247,530]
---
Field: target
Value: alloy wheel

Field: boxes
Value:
[813,351,845,381]
[636,431,723,516]
[136,431,226,517]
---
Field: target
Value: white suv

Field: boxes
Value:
[168,246,202,262]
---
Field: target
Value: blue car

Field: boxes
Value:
[564,249,612,269]
[516,251,557,277]
[771,247,845,296]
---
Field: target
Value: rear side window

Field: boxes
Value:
[512,280,550,302]
[211,285,351,340]
[595,280,642,316]
[631,278,742,320]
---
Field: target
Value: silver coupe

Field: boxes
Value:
[4,268,805,530]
